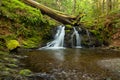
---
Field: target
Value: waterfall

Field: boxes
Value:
[73,27,82,48]
[39,25,65,49]
[39,25,83,49]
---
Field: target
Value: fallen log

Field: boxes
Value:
[22,0,82,25]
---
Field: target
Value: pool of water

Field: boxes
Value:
[22,48,120,80]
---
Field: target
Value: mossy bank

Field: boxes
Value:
[0,0,56,79]
[0,0,56,51]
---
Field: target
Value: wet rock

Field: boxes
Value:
[0,59,4,62]
[28,72,56,80]
[1,76,14,80]
[3,57,19,64]
[6,63,18,68]
[98,58,120,75]
[12,55,28,60]
[0,51,30,80]
[0,70,11,77]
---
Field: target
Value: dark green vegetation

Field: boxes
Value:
[35,0,120,48]
[0,0,120,80]
[0,0,56,51]
[0,0,120,50]
[0,0,56,79]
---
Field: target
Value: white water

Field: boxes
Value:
[73,27,82,48]
[39,25,65,49]
[39,25,82,49]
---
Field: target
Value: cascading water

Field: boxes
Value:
[39,25,82,49]
[39,25,65,49]
[73,27,82,48]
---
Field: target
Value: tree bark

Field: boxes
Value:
[22,0,81,25]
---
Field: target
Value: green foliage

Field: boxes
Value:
[19,69,32,76]
[36,0,120,29]
[6,40,20,50]
[0,0,44,26]
[0,0,57,27]
[22,37,41,48]
[3,34,17,41]
[90,30,100,36]
[0,0,56,50]
[0,0,119,49]
[15,25,40,39]
[90,29,104,43]
[22,40,36,48]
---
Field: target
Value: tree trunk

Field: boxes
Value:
[22,0,81,25]
[106,0,112,14]
[102,0,105,13]
[72,0,76,14]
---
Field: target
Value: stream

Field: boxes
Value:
[22,48,120,80]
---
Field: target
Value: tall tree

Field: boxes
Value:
[102,0,105,13]
[72,0,76,14]
[56,0,62,10]
[106,0,112,13]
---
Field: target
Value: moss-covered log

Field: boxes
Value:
[22,0,81,25]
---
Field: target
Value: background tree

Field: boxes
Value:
[34,0,120,25]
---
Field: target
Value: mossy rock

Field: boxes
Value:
[19,69,32,76]
[6,64,18,68]
[9,58,18,64]
[2,71,11,76]
[4,57,18,64]
[4,68,12,72]
[66,25,73,29]
[66,30,71,33]
[6,40,20,50]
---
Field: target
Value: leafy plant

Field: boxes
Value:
[22,37,41,48]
